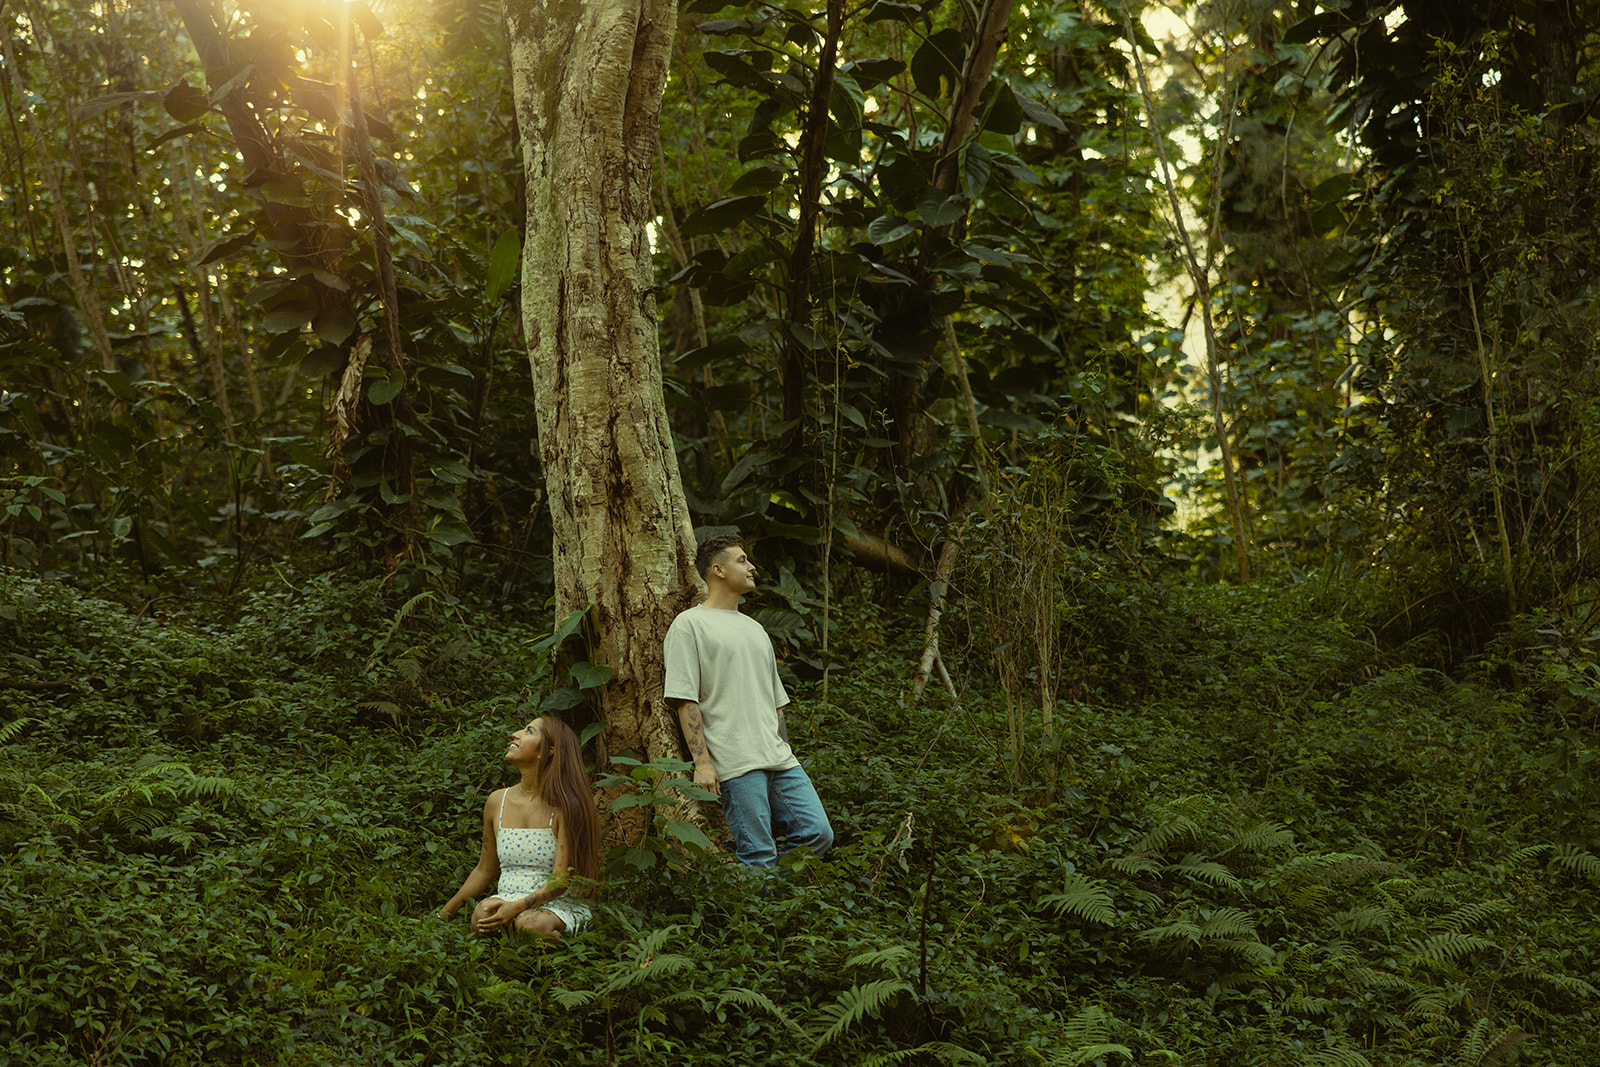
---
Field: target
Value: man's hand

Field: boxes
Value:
[693,760,721,797]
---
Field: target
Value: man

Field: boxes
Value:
[663,534,833,867]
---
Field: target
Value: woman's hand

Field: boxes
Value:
[470,898,525,935]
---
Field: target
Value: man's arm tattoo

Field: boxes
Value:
[683,704,709,760]
[776,708,788,743]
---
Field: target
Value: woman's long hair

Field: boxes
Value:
[536,716,601,887]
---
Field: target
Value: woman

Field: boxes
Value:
[438,716,600,939]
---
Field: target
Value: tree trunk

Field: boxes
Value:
[500,0,699,775]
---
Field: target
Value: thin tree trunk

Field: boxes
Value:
[779,0,844,467]
[4,30,115,369]
[500,0,698,781]
[1121,1,1252,581]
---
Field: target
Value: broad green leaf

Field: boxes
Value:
[262,302,315,334]
[915,186,966,228]
[911,28,964,99]
[367,376,404,405]
[570,661,613,689]
[681,195,768,238]
[1015,90,1068,132]
[867,216,916,245]
[486,228,521,303]
[312,306,358,346]
[539,686,584,711]
[663,820,713,851]
[163,81,209,122]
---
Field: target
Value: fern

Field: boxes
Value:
[844,945,915,972]
[1040,872,1117,926]
[1459,1019,1529,1067]
[1166,855,1242,891]
[1552,843,1600,882]
[0,716,35,744]
[1135,813,1205,854]
[1035,1005,1134,1066]
[1503,843,1553,866]
[1438,898,1506,933]
[1227,818,1294,854]
[1212,938,1275,968]
[1347,966,1417,993]
[1136,918,1202,945]
[861,1042,985,1067]
[714,987,805,1038]
[549,987,600,1010]
[1509,966,1599,999]
[1058,1003,1113,1045]
[1198,907,1258,939]
[1304,1048,1373,1067]
[806,978,913,1052]
[1405,931,1497,965]
[610,951,695,991]
[1106,854,1161,877]
[1330,905,1392,933]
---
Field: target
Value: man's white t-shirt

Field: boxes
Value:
[663,605,797,782]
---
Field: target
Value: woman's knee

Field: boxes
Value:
[514,908,566,941]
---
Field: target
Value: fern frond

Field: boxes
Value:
[1552,844,1600,883]
[1197,907,1257,939]
[1458,1017,1493,1061]
[1207,970,1261,991]
[1136,918,1201,945]
[861,1042,986,1067]
[1059,1004,1113,1046]
[843,945,915,972]
[715,987,806,1037]
[149,824,206,852]
[1437,898,1506,933]
[1165,855,1241,891]
[1503,843,1552,866]
[1304,1047,1373,1067]
[1227,819,1294,854]
[1330,905,1392,933]
[0,717,36,744]
[1405,932,1496,965]
[1136,814,1204,855]
[1509,966,1599,999]
[609,952,695,991]
[1292,995,1334,1017]
[1466,1027,1528,1067]
[632,923,685,957]
[1049,1043,1133,1065]
[1285,883,1329,913]
[1106,855,1161,877]
[1212,938,1275,968]
[17,783,82,832]
[550,987,600,1010]
[1040,873,1117,926]
[1348,966,1415,992]
[806,978,912,1052]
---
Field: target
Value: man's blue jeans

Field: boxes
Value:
[721,764,833,867]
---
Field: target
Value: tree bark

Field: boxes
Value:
[500,0,699,775]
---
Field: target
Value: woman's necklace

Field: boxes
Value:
[519,779,538,801]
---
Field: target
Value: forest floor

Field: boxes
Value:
[1,568,1597,1066]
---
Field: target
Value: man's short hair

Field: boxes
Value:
[695,534,744,579]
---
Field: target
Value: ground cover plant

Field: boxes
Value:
[3,568,1597,1066]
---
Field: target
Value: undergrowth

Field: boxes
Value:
[1,569,1597,1065]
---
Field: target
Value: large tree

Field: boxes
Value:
[499,0,700,769]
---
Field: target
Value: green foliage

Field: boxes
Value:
[597,755,720,872]
[6,570,1600,1064]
